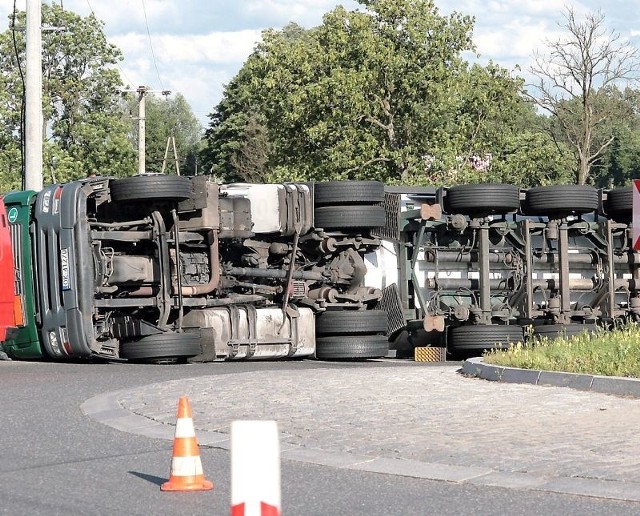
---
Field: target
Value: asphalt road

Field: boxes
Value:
[2,358,640,515]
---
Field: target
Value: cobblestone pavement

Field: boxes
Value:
[109,362,640,492]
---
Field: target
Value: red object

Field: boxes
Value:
[0,198,17,342]
[633,180,640,250]
[231,502,280,516]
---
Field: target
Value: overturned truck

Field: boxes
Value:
[2,175,388,362]
[3,177,637,362]
[369,183,637,356]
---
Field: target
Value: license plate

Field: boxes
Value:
[60,248,71,290]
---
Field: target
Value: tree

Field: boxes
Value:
[0,4,136,190]
[203,0,553,187]
[489,131,574,187]
[527,7,640,185]
[132,93,203,175]
[201,26,300,182]
[585,87,640,187]
[600,129,640,187]
[443,63,540,185]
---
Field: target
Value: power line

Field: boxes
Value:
[141,0,164,90]
[83,0,135,88]
[11,0,26,187]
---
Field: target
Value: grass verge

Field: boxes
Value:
[483,324,640,378]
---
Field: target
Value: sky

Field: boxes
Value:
[2,1,639,128]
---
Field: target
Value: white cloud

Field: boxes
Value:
[112,29,262,65]
[3,0,638,126]
[158,31,262,63]
[474,19,565,61]
[52,0,179,33]
[244,0,358,26]
[167,65,235,122]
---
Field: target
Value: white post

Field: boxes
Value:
[231,420,281,516]
[25,0,43,191]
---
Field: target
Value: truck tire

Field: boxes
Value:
[110,175,193,203]
[314,181,384,206]
[523,185,599,216]
[314,205,385,230]
[316,310,388,335]
[603,186,632,222]
[531,324,597,341]
[448,325,523,352]
[315,335,389,359]
[120,332,201,362]
[443,184,520,216]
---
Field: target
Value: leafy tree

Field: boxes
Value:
[201,25,302,182]
[586,87,640,187]
[441,63,540,185]
[595,128,640,188]
[489,131,574,187]
[0,147,22,192]
[527,7,640,185]
[203,0,556,187]
[131,92,203,176]
[0,4,136,190]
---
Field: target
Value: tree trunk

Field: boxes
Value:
[577,152,589,185]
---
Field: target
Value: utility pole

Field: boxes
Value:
[137,86,147,175]
[25,0,43,191]
[125,86,171,175]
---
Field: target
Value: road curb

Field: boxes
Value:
[462,357,640,398]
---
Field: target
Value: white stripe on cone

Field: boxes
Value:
[175,417,196,438]
[170,455,204,477]
[231,420,281,516]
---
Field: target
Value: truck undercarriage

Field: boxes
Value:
[370,183,638,357]
[6,175,388,362]
[3,178,638,363]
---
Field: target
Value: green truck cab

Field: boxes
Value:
[2,191,42,359]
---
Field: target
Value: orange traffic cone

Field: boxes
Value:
[161,396,214,492]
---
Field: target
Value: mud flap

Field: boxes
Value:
[187,327,218,363]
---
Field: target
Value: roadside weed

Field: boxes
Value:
[484,324,640,377]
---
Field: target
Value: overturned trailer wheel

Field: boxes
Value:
[315,335,389,360]
[443,184,520,217]
[603,186,632,223]
[448,325,524,354]
[530,323,598,341]
[314,180,385,232]
[523,185,599,217]
[315,310,389,359]
[314,205,385,230]
[316,310,388,335]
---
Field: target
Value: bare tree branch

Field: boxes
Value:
[344,156,391,175]
[525,7,640,184]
